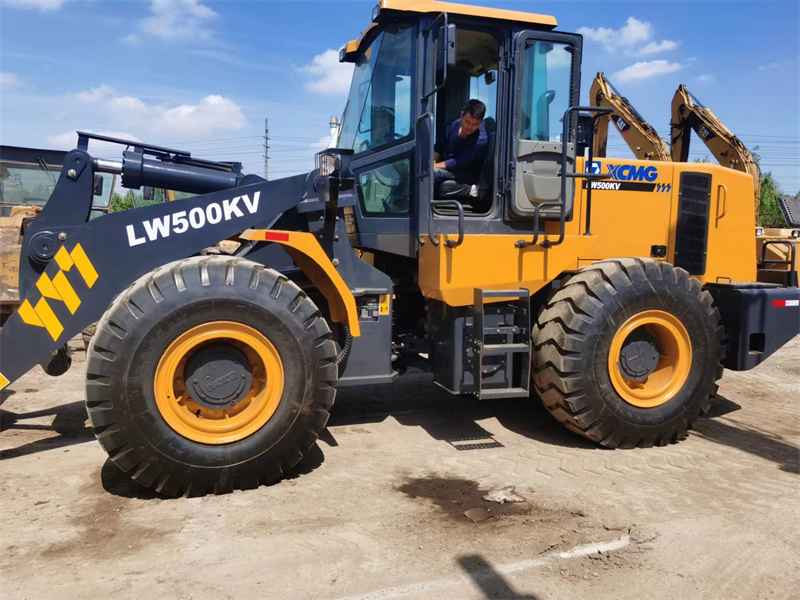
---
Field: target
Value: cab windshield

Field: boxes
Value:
[338,21,414,152]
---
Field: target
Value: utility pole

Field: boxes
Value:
[264,119,269,181]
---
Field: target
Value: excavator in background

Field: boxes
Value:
[670,84,761,219]
[588,72,671,162]
[670,84,798,284]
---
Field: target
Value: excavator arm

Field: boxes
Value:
[589,72,672,161]
[670,84,761,218]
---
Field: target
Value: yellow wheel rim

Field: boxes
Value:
[153,321,284,445]
[608,310,692,409]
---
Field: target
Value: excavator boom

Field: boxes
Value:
[589,72,671,161]
[670,84,761,217]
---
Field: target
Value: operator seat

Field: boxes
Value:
[435,117,496,213]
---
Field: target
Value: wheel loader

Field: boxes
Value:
[1,0,798,496]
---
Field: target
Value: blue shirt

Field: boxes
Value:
[435,118,488,185]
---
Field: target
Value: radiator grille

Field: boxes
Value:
[674,172,711,275]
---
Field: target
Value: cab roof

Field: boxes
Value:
[343,0,557,57]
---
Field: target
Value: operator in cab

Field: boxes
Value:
[434,99,488,199]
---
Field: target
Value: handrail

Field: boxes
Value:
[761,240,797,269]
[415,112,434,246]
[516,105,613,249]
[430,200,465,247]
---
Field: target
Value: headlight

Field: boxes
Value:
[315,151,339,179]
[792,230,799,239]
[755,228,764,236]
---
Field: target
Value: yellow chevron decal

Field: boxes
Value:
[36,273,62,301]
[33,297,63,341]
[0,372,9,391]
[17,243,98,340]
[52,271,81,314]
[18,299,44,327]
[54,246,74,271]
[71,244,98,288]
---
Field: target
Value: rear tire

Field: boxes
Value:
[85,256,337,496]
[532,258,724,448]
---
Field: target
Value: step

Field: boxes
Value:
[484,326,526,335]
[480,289,530,299]
[481,343,530,356]
[479,387,530,399]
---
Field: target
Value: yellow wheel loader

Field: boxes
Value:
[0,0,798,496]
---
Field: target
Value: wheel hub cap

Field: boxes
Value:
[618,330,660,382]
[185,344,253,410]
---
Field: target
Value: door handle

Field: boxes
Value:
[715,184,727,225]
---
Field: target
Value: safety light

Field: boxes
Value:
[315,151,340,179]
[756,228,764,236]
[792,230,800,239]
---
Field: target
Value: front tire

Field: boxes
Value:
[85,256,337,496]
[532,258,724,448]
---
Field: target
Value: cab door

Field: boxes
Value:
[508,31,582,220]
[338,21,418,257]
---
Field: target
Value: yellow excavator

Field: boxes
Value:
[670,84,761,219]
[588,72,671,162]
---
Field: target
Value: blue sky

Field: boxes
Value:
[1,0,798,192]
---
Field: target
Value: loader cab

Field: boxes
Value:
[334,5,581,257]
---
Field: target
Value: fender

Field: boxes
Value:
[240,229,361,337]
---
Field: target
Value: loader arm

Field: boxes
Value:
[0,147,342,389]
[670,84,761,218]
[589,72,671,161]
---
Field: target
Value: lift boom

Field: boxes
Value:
[589,72,671,161]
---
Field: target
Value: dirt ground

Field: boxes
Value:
[1,337,799,600]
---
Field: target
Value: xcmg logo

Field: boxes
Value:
[587,162,659,182]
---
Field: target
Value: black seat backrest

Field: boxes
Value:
[475,117,497,210]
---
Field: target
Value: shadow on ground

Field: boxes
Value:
[0,401,93,460]
[457,554,540,599]
[696,394,799,474]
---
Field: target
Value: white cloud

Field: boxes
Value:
[638,39,680,55]
[580,17,682,58]
[4,0,67,11]
[121,34,141,45]
[695,74,714,83]
[70,84,246,135]
[612,60,681,83]
[151,95,246,134]
[0,72,21,90]
[310,135,333,153]
[141,0,217,42]
[300,49,354,95]
[578,17,652,51]
[47,130,141,154]
[758,59,795,71]
[76,84,114,102]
